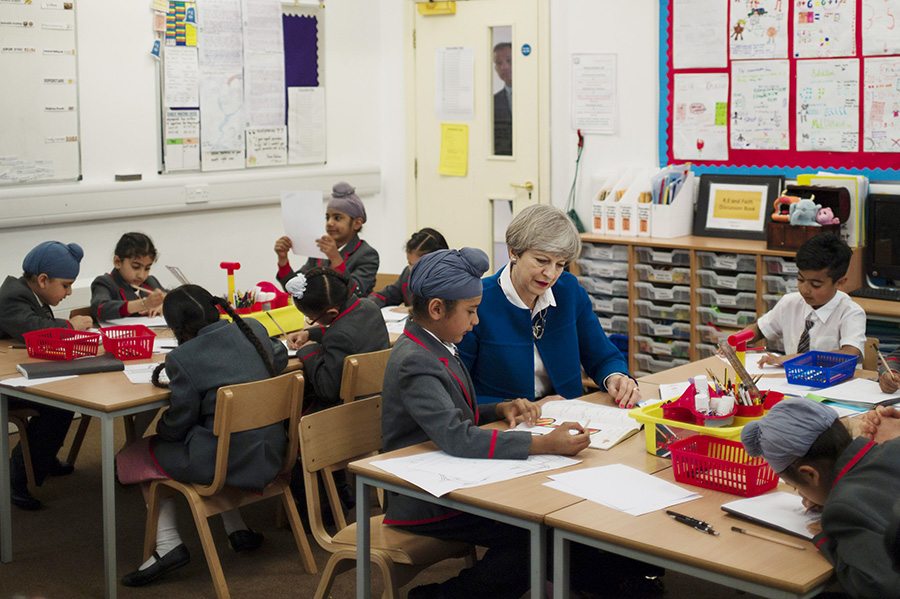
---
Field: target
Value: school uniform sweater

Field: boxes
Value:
[368,266,411,308]
[276,234,379,297]
[150,318,288,493]
[813,437,900,599]
[295,296,389,412]
[0,276,72,342]
[381,320,532,525]
[457,270,629,405]
[90,270,166,322]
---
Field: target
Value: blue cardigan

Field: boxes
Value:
[458,270,629,405]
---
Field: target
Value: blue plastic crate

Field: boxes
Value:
[783,351,857,388]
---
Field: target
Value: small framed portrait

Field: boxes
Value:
[693,174,784,240]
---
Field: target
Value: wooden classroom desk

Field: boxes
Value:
[348,391,672,599]
[548,468,833,599]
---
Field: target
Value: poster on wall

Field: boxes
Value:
[730,60,790,150]
[728,0,788,61]
[673,0,728,69]
[672,73,729,161]
[796,59,859,153]
[571,53,617,134]
[862,0,900,56]
[241,0,285,128]
[793,0,856,59]
[863,57,900,153]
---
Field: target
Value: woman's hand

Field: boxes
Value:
[274,236,292,267]
[530,422,590,456]
[880,370,900,393]
[286,330,310,349]
[535,394,565,408]
[496,398,540,428]
[606,375,641,408]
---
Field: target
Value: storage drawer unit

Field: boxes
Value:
[696,306,756,327]
[696,251,757,272]
[634,264,691,285]
[634,335,690,358]
[696,269,757,291]
[577,276,629,297]
[634,317,691,340]
[634,247,690,266]
[634,282,691,303]
[696,289,757,310]
[634,299,691,321]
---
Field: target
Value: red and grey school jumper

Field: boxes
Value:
[0,275,74,341]
[812,437,900,598]
[90,270,166,322]
[369,266,411,308]
[381,319,531,526]
[276,234,379,297]
[295,296,389,413]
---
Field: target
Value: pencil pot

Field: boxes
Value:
[735,403,764,418]
[669,436,778,497]
[100,325,156,360]
[23,328,101,361]
[783,351,857,388]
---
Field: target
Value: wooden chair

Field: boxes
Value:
[8,408,39,494]
[299,396,473,599]
[373,273,399,294]
[864,336,880,371]
[339,348,392,404]
[142,371,317,599]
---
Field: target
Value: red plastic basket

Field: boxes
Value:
[668,435,778,497]
[23,328,100,361]
[100,325,156,360]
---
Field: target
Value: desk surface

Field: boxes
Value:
[546,468,833,596]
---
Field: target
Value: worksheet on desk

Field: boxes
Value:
[515,399,639,450]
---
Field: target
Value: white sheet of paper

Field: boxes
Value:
[722,492,820,540]
[731,60,790,150]
[199,68,245,153]
[659,381,690,402]
[863,57,900,153]
[380,306,409,323]
[793,1,856,59]
[729,0,788,60]
[796,59,859,152]
[0,375,77,387]
[281,190,324,258]
[153,338,177,354]
[546,464,701,516]
[811,377,900,405]
[287,87,326,165]
[241,0,285,127]
[717,352,784,375]
[571,53,617,134]
[672,73,728,160]
[246,126,287,167]
[862,0,900,56]
[371,451,579,497]
[514,399,639,450]
[164,109,200,172]
[101,316,168,328]
[123,363,168,385]
[163,45,200,108]
[672,0,728,69]
[385,321,407,335]
[434,46,475,121]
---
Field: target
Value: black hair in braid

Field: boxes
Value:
[291,267,352,316]
[406,227,448,255]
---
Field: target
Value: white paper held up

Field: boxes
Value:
[281,190,324,258]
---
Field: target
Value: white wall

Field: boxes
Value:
[549,1,660,223]
[0,0,409,313]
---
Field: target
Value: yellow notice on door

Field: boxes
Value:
[712,188,764,221]
[439,123,468,177]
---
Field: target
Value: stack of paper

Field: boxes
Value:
[515,399,640,450]
[545,464,700,516]
[722,492,821,540]
[123,363,169,385]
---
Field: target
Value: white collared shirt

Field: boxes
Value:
[757,290,866,356]
[499,264,556,398]
[420,326,459,359]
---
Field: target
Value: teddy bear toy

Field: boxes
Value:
[788,198,821,226]
[815,206,840,225]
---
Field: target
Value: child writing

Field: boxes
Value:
[275,181,379,297]
[90,232,167,321]
[742,398,900,598]
[0,241,91,510]
[115,285,289,587]
[369,227,448,308]
[735,233,865,367]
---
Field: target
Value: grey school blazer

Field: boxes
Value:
[0,275,71,342]
[381,320,531,525]
[150,318,288,493]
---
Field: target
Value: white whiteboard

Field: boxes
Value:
[0,0,81,185]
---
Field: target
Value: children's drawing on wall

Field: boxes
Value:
[731,60,790,150]
[862,0,900,56]
[729,0,788,60]
[796,58,859,152]
[672,73,729,160]
[793,0,856,59]
[863,57,900,152]
[673,0,728,69]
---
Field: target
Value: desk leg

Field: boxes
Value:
[356,476,371,599]
[531,523,546,598]
[553,530,570,599]
[101,415,118,599]
[0,392,11,563]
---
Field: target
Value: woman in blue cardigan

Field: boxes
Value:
[458,204,641,408]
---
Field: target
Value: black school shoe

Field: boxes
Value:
[121,544,191,587]
[228,528,264,552]
[11,478,41,511]
[47,458,74,477]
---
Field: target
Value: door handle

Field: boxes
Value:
[509,181,534,192]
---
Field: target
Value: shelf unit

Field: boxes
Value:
[575,234,866,375]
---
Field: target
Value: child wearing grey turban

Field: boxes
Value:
[742,397,900,597]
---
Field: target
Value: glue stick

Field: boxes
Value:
[694,375,710,414]
[717,394,735,416]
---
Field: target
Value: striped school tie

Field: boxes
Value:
[797,317,814,354]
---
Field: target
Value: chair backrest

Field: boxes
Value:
[339,348,392,404]
[299,396,383,550]
[69,306,91,318]
[202,371,304,496]
[373,273,399,294]
[864,336,880,371]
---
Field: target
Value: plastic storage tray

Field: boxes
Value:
[100,325,157,360]
[634,282,691,303]
[697,343,718,359]
[669,436,778,497]
[576,259,629,279]
[762,274,798,294]
[634,299,691,321]
[763,294,781,311]
[581,243,628,261]
[696,306,756,327]
[696,289,757,310]
[783,351,858,388]
[762,256,799,275]
[697,252,757,272]
[634,317,691,340]
[634,335,690,358]
[590,295,630,315]
[695,324,734,344]
[633,264,691,285]
[696,269,757,291]
[634,247,690,266]
[633,353,689,374]
[577,276,629,297]
[597,315,629,334]
[23,329,101,361]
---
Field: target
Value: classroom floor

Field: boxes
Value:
[2,418,834,598]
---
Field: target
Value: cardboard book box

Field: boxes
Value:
[767,185,850,251]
